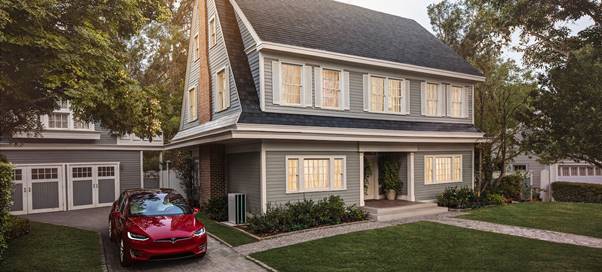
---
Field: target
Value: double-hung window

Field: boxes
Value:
[388,79,403,113]
[322,69,341,109]
[448,86,464,118]
[370,76,385,112]
[194,33,200,60]
[188,87,197,121]
[424,83,440,116]
[44,99,94,130]
[208,17,216,47]
[216,68,229,111]
[286,156,346,193]
[281,63,303,105]
[48,113,69,129]
[424,155,463,184]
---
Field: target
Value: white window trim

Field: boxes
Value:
[422,81,444,117]
[187,86,198,122]
[279,61,305,108]
[424,154,463,185]
[43,101,94,131]
[285,155,347,194]
[447,84,468,119]
[318,67,344,111]
[215,66,230,113]
[367,74,409,115]
[208,16,217,48]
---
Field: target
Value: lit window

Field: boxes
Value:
[188,87,197,121]
[48,113,69,129]
[281,63,302,105]
[425,155,463,184]
[425,83,439,116]
[322,69,340,108]
[370,76,385,112]
[216,68,229,111]
[208,17,216,47]
[388,79,403,113]
[449,86,464,118]
[286,156,346,193]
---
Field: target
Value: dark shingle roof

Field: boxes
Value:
[235,0,482,76]
[214,0,480,133]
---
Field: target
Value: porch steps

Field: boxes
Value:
[362,203,448,222]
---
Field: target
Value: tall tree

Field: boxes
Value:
[0,0,169,141]
[428,1,534,191]
[476,0,602,167]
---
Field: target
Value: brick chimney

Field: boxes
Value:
[197,0,212,123]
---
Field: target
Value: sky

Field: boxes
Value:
[334,0,593,67]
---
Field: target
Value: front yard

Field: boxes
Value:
[196,212,258,246]
[460,202,602,238]
[251,221,602,272]
[1,222,102,272]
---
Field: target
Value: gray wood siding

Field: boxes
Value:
[227,152,261,213]
[263,53,473,124]
[1,150,141,191]
[180,0,201,130]
[414,150,473,201]
[265,151,360,207]
[512,154,548,188]
[234,12,261,96]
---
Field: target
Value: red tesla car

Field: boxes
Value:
[108,189,207,266]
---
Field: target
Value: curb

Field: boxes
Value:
[206,231,234,248]
[245,255,279,272]
[98,234,110,272]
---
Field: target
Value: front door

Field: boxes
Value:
[365,155,380,200]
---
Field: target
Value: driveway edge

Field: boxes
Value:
[98,234,110,272]
[245,255,278,272]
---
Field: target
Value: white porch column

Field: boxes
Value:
[359,152,365,206]
[408,152,416,201]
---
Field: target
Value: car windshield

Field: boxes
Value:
[128,192,192,216]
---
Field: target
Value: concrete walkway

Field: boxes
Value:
[234,213,446,256]
[429,217,602,249]
[24,207,265,272]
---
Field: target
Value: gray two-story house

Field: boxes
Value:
[168,0,485,214]
[0,100,163,215]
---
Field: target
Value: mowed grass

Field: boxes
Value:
[461,202,602,238]
[251,221,602,272]
[1,222,102,272]
[196,212,257,246]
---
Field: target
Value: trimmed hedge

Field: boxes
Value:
[552,182,602,203]
[0,162,14,260]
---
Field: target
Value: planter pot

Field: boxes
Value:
[385,190,397,200]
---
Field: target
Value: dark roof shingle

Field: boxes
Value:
[235,0,482,76]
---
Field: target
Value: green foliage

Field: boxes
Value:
[484,193,506,206]
[380,156,401,192]
[168,150,199,207]
[247,196,367,235]
[0,0,169,141]
[205,197,228,222]
[552,182,602,204]
[436,186,479,209]
[5,216,31,241]
[0,162,14,260]
[490,174,523,201]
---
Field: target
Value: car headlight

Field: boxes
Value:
[127,232,149,241]
[193,227,206,237]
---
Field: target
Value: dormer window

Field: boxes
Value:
[48,113,69,129]
[281,63,303,105]
[43,99,94,130]
[208,16,216,47]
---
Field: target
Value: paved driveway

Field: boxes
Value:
[24,208,264,272]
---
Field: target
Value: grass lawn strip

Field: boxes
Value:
[196,213,258,247]
[460,202,602,238]
[251,221,602,272]
[1,222,102,272]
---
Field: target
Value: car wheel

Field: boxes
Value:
[119,238,132,267]
[108,220,113,242]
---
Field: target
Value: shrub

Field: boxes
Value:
[381,158,401,192]
[491,174,523,200]
[5,216,30,241]
[436,186,478,209]
[484,193,506,206]
[552,182,602,203]
[0,162,14,260]
[205,197,228,221]
[247,196,367,235]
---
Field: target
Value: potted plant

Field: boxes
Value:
[381,158,401,200]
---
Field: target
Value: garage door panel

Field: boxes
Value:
[31,182,60,210]
[10,183,23,212]
[98,179,115,204]
[73,180,94,206]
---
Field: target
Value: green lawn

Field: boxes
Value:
[461,202,602,238]
[251,221,602,272]
[1,222,102,272]
[196,213,257,246]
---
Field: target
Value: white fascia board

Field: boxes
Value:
[13,130,101,140]
[0,143,163,151]
[257,42,486,82]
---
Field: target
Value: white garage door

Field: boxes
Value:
[67,163,120,210]
[10,164,65,215]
